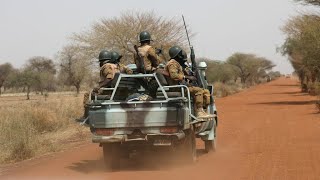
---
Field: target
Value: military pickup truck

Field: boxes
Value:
[85,62,218,169]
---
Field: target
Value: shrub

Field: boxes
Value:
[213,82,243,97]
[0,94,84,163]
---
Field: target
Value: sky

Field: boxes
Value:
[0,0,314,74]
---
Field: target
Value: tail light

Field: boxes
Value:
[95,128,115,136]
[160,127,178,134]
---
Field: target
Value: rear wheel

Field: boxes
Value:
[204,139,216,153]
[178,129,197,163]
[205,119,217,153]
[103,143,122,170]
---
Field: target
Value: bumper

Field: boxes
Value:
[92,132,185,143]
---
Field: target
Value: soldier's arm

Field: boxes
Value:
[119,64,133,74]
[167,64,184,81]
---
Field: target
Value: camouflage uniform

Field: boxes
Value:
[165,59,206,112]
[99,63,132,86]
[134,44,163,73]
[83,63,132,106]
[183,66,211,108]
[134,44,163,98]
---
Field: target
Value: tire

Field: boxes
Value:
[103,143,121,170]
[205,119,217,153]
[204,139,216,153]
[178,129,197,163]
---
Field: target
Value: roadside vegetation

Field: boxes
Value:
[280,0,320,112]
[0,94,87,163]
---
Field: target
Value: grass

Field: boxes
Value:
[0,93,89,164]
[213,82,243,97]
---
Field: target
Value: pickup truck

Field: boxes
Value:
[85,62,218,169]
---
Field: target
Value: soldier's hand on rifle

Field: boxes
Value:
[185,75,197,81]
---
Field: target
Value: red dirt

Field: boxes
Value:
[1,78,319,180]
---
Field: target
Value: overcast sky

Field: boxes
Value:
[0,0,313,73]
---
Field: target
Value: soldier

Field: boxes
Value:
[181,50,211,110]
[133,31,163,98]
[80,50,132,121]
[134,31,163,73]
[166,46,213,119]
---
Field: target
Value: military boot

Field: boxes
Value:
[196,108,214,119]
[76,106,89,124]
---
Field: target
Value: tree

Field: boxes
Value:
[71,11,191,64]
[268,71,281,80]
[201,58,237,83]
[5,69,37,100]
[226,53,275,85]
[0,63,14,95]
[280,14,320,89]
[25,56,57,94]
[57,44,92,94]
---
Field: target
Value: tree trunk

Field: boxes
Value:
[0,86,2,96]
[75,84,80,94]
[240,76,246,84]
[26,86,30,100]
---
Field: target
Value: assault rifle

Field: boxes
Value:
[134,45,146,74]
[182,15,207,88]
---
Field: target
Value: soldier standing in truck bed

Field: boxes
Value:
[134,31,163,98]
[165,46,213,119]
[134,31,163,73]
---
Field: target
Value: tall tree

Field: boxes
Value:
[57,45,92,94]
[280,14,320,87]
[0,63,14,95]
[71,11,191,64]
[226,53,274,84]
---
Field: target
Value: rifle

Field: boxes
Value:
[182,15,206,88]
[133,45,146,74]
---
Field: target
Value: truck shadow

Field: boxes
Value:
[268,91,302,95]
[67,149,208,173]
[251,100,317,106]
[271,84,299,87]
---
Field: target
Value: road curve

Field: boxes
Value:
[1,77,320,180]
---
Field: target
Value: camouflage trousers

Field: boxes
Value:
[188,86,211,109]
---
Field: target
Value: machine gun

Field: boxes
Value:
[182,15,207,89]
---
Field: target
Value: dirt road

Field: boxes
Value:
[1,78,319,180]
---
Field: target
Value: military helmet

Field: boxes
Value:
[111,51,122,63]
[169,46,183,59]
[139,31,152,43]
[98,50,111,61]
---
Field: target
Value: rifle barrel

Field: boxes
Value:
[182,15,192,48]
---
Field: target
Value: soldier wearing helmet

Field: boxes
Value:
[80,50,132,122]
[180,50,211,110]
[134,31,163,73]
[166,46,213,119]
[99,51,132,88]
